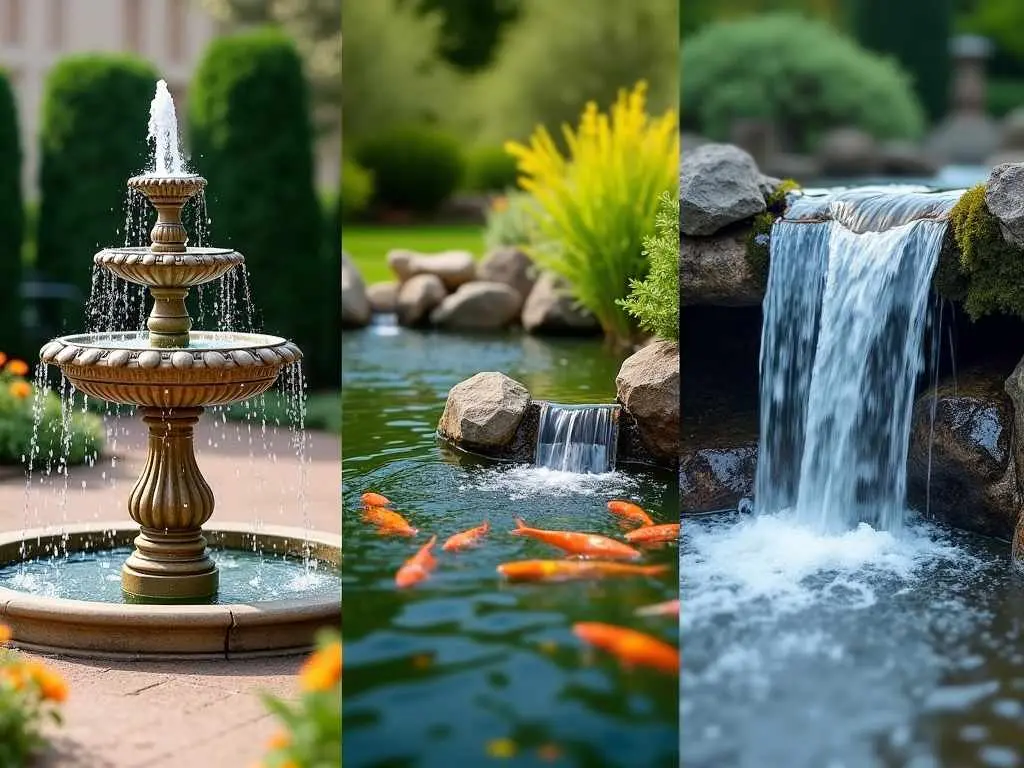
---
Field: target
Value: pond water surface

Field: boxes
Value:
[342,321,679,768]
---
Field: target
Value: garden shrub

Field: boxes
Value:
[0,353,104,467]
[341,158,374,222]
[464,145,519,192]
[619,191,679,341]
[680,13,925,151]
[261,629,341,767]
[353,125,465,214]
[189,29,338,387]
[507,82,678,343]
[342,0,456,146]
[945,184,1024,320]
[483,192,543,250]
[987,78,1024,118]
[0,71,23,358]
[0,625,67,766]
[36,55,156,308]
[474,0,677,142]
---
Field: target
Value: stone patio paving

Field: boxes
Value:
[0,415,340,767]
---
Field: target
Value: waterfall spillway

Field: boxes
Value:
[755,187,964,534]
[534,403,619,474]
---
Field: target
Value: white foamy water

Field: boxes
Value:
[147,79,188,176]
[459,465,638,501]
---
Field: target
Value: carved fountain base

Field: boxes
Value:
[122,407,219,601]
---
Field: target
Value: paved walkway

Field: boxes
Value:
[0,416,340,767]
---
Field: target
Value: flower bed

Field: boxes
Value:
[0,624,67,765]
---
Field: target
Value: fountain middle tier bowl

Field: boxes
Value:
[40,331,301,408]
[95,246,244,287]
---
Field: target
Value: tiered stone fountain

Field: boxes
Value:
[0,83,340,658]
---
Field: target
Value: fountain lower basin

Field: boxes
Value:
[0,522,341,659]
[40,331,300,407]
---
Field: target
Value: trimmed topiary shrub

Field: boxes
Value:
[464,145,519,192]
[36,55,157,306]
[945,184,1024,320]
[681,13,925,152]
[340,157,373,222]
[189,28,337,386]
[353,125,464,214]
[0,71,23,357]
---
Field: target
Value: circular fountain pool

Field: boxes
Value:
[0,522,340,659]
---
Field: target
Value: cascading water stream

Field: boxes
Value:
[755,188,964,533]
[534,403,619,474]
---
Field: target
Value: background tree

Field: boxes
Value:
[852,0,952,122]
[0,70,23,356]
[36,55,156,310]
[189,29,337,386]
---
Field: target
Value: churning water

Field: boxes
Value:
[679,187,1024,767]
[534,403,619,474]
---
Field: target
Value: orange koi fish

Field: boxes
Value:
[573,622,679,675]
[635,599,679,618]
[363,506,418,537]
[442,520,490,552]
[606,500,654,526]
[510,518,642,560]
[624,523,679,545]
[395,535,437,588]
[361,492,392,508]
[497,559,667,582]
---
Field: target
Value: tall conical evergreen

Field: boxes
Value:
[189,28,336,386]
[0,70,23,357]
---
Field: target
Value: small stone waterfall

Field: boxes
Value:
[535,403,619,474]
[755,187,963,533]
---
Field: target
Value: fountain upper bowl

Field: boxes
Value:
[96,246,244,287]
[40,331,301,408]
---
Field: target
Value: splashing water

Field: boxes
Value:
[146,80,188,177]
[755,188,963,533]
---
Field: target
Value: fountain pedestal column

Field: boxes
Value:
[121,407,218,600]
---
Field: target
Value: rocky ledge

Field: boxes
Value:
[435,341,679,470]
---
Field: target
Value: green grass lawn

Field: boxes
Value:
[343,224,486,285]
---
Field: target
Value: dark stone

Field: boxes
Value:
[907,373,1018,540]
[680,443,758,513]
[680,144,766,236]
[616,408,667,469]
[985,163,1024,249]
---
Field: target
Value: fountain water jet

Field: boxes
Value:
[0,82,339,657]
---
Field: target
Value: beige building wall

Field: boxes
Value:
[0,0,338,197]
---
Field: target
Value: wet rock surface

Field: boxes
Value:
[985,162,1024,249]
[680,226,763,306]
[437,372,531,451]
[680,144,766,236]
[680,443,758,513]
[907,373,1018,540]
[615,341,680,466]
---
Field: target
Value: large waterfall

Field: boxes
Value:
[534,403,619,474]
[754,188,964,533]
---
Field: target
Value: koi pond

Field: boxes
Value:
[341,320,678,768]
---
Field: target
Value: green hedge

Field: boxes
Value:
[340,158,373,222]
[354,125,464,214]
[464,145,519,192]
[680,13,925,151]
[0,70,23,357]
[189,28,338,386]
[36,55,157,305]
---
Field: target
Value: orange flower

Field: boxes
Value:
[299,640,341,693]
[25,661,67,702]
[267,731,290,750]
[8,381,31,399]
[491,196,509,212]
[0,625,10,644]
[4,359,28,377]
[0,351,7,367]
